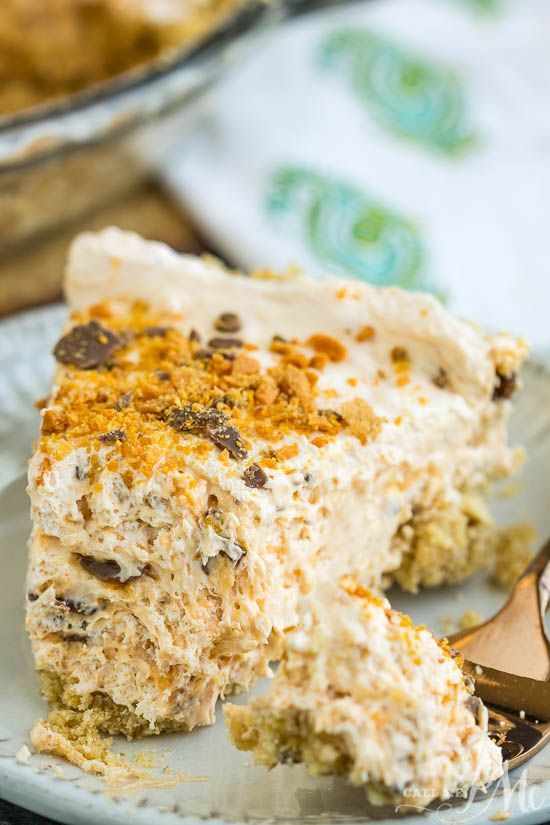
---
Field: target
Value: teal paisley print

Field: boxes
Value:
[267,167,441,296]
[320,30,476,156]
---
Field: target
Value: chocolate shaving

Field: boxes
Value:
[208,337,243,350]
[208,425,248,460]
[189,328,201,343]
[493,371,517,401]
[53,321,120,369]
[243,464,267,488]
[99,429,126,444]
[214,313,241,334]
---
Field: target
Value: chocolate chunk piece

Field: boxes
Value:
[197,407,228,428]
[99,429,126,444]
[189,328,201,343]
[243,464,267,488]
[208,425,248,460]
[75,461,88,480]
[432,368,449,389]
[79,556,145,583]
[168,405,246,460]
[80,556,123,581]
[27,591,39,602]
[169,406,200,432]
[54,321,120,369]
[144,326,170,338]
[56,597,97,616]
[155,370,171,381]
[390,345,409,363]
[214,313,242,334]
[493,371,517,401]
[208,337,243,350]
[195,348,236,361]
[217,393,239,409]
[169,405,227,433]
[115,391,133,411]
[318,409,344,425]
[60,634,88,643]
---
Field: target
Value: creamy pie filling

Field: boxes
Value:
[26,227,526,736]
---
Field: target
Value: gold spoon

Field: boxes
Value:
[449,538,550,769]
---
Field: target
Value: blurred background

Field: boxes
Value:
[0,0,548,349]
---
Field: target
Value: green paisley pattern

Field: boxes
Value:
[267,167,442,296]
[320,29,476,156]
[455,0,499,13]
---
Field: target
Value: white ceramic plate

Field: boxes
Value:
[1,305,550,825]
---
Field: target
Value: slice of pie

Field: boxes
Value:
[225,577,503,804]
[26,227,525,738]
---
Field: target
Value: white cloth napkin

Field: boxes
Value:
[163,0,550,349]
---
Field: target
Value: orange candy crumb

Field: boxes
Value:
[355,325,375,343]
[306,333,348,363]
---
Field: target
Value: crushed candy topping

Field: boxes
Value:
[306,333,347,363]
[41,301,383,486]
